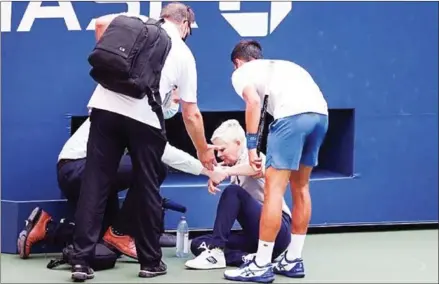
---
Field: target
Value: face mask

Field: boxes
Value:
[181,21,192,42]
[163,99,179,120]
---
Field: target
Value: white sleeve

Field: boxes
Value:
[231,67,252,99]
[232,70,245,98]
[177,47,198,103]
[161,143,203,175]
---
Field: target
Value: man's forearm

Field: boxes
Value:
[161,143,203,175]
[182,106,208,152]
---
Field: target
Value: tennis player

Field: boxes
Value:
[223,40,329,283]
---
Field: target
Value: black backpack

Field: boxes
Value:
[88,15,172,133]
[47,243,119,271]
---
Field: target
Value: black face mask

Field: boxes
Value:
[182,21,192,42]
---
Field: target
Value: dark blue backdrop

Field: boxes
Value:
[1,1,438,244]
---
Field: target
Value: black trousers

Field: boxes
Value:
[71,108,167,267]
[57,155,133,237]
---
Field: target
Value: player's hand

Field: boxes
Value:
[197,144,218,171]
[208,167,229,185]
[207,179,221,195]
[248,149,262,173]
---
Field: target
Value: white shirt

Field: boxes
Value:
[58,119,203,176]
[232,59,328,120]
[229,149,292,217]
[88,14,197,129]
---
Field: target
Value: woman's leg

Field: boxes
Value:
[185,185,260,269]
[190,232,252,267]
[230,198,291,266]
[210,184,260,250]
[187,185,274,269]
[223,233,256,267]
[191,216,291,267]
[190,234,214,257]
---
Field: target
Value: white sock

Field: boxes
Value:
[286,234,306,260]
[255,240,274,266]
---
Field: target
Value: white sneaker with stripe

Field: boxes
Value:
[223,254,275,283]
[185,247,226,270]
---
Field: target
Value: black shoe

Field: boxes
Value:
[71,264,94,282]
[139,261,167,278]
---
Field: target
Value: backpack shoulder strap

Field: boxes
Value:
[143,18,172,137]
[145,88,166,136]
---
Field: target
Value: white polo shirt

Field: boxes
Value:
[58,119,203,176]
[229,149,292,217]
[88,14,197,129]
[231,59,328,120]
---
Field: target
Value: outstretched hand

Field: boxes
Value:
[207,179,221,195]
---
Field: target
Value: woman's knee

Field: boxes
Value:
[222,184,245,196]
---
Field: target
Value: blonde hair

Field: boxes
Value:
[211,119,246,144]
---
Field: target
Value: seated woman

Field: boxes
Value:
[185,119,292,270]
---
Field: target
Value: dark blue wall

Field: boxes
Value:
[2,2,438,225]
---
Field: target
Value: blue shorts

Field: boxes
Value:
[265,112,329,171]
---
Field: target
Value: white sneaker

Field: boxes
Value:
[185,248,226,270]
[224,254,275,283]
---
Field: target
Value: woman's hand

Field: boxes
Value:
[208,167,229,185]
[207,179,221,195]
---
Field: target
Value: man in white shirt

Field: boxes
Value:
[223,40,329,283]
[71,3,216,281]
[184,120,291,270]
[16,95,227,265]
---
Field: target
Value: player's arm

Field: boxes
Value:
[242,85,261,135]
[232,71,261,137]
